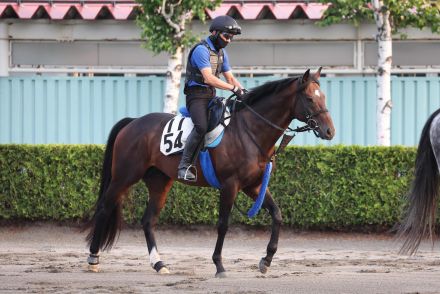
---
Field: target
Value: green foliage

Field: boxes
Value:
[318,0,440,34]
[318,0,373,27]
[135,0,221,54]
[0,145,102,221]
[0,145,417,229]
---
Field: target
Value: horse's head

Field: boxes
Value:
[293,68,335,140]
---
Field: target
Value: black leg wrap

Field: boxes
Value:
[87,253,99,265]
[153,261,166,272]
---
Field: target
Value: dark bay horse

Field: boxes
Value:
[85,68,335,277]
[398,108,440,254]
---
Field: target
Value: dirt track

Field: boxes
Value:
[1,224,440,293]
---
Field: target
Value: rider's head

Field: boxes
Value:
[209,15,241,50]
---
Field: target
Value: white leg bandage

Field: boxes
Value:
[149,246,161,267]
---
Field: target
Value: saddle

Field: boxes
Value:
[160,97,231,156]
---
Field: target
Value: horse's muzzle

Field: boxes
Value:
[320,126,335,140]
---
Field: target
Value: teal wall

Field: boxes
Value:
[1,76,439,146]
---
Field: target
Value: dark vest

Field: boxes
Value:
[185,40,224,87]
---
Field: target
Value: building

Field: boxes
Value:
[1,1,439,145]
[1,0,439,77]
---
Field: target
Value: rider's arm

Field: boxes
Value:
[222,71,243,89]
[192,46,237,91]
[220,50,243,89]
[200,68,235,91]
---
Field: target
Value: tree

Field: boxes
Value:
[318,0,440,145]
[136,0,221,114]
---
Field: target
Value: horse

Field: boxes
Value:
[85,68,335,277]
[398,108,440,254]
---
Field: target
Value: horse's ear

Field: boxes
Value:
[315,67,322,79]
[302,69,311,83]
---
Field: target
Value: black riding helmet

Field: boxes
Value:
[209,15,242,35]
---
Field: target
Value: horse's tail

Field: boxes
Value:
[398,108,440,255]
[85,117,135,249]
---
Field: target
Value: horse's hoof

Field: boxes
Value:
[153,261,170,274]
[88,264,99,273]
[215,271,227,278]
[259,258,269,274]
[158,267,170,274]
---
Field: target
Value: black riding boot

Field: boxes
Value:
[178,129,203,181]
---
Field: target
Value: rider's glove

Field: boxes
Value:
[231,86,245,100]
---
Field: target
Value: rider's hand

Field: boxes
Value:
[231,86,245,100]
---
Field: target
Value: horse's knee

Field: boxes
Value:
[273,208,282,225]
[217,218,229,233]
[142,218,151,232]
[142,205,163,229]
[142,212,158,232]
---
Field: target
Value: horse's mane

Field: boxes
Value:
[235,76,308,111]
[240,76,300,107]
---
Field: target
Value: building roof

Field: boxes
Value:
[0,1,329,20]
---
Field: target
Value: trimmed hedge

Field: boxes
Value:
[0,144,416,229]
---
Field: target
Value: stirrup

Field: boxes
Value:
[179,165,197,182]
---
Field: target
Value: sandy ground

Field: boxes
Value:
[1,224,440,293]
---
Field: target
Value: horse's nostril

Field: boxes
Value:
[326,128,333,137]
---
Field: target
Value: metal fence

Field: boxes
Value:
[1,76,439,145]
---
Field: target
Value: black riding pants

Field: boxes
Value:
[185,86,216,136]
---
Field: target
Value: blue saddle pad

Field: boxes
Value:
[179,106,190,117]
[199,150,221,189]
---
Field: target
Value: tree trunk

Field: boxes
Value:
[163,46,183,114]
[372,0,392,146]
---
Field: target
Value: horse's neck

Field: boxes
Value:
[239,92,295,156]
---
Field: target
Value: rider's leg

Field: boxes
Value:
[177,128,204,181]
[178,90,212,181]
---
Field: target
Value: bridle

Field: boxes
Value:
[231,78,329,160]
[295,89,329,137]
[236,80,328,138]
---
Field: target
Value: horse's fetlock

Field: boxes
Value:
[262,256,271,267]
[87,253,100,265]
[212,254,222,264]
[267,244,278,255]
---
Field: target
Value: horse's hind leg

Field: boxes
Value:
[87,179,131,271]
[142,168,173,274]
[87,159,145,272]
[243,186,282,274]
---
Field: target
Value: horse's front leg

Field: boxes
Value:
[243,187,282,274]
[212,183,238,278]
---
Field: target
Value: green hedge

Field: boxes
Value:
[0,144,416,229]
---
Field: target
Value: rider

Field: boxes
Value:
[177,15,246,181]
